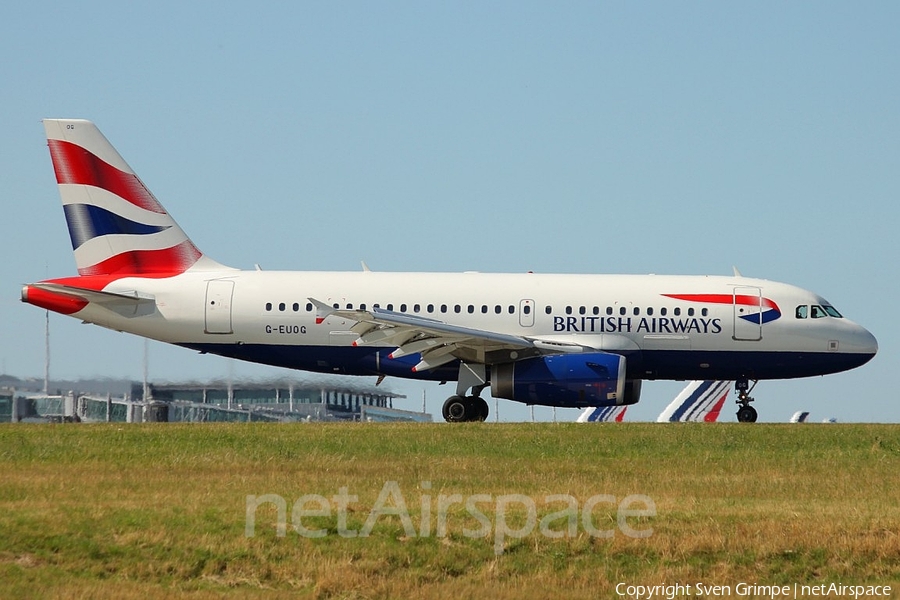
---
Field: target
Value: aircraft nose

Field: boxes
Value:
[847,323,878,359]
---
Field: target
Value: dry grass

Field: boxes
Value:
[1,422,899,598]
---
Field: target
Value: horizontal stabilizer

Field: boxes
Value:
[22,282,155,318]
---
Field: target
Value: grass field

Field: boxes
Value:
[1,422,899,599]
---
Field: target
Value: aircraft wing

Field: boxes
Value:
[309,298,589,371]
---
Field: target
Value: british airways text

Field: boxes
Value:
[553,316,723,334]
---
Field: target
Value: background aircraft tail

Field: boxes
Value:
[43,119,227,277]
[576,405,627,422]
[656,380,732,422]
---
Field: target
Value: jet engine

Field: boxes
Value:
[492,352,636,408]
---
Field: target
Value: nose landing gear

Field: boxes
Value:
[735,379,758,422]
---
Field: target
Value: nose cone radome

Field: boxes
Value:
[857,326,878,359]
[844,322,878,366]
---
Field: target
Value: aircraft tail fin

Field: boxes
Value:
[43,119,229,277]
[577,405,627,423]
[657,380,733,422]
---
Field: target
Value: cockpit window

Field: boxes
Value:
[796,304,844,319]
[823,305,843,318]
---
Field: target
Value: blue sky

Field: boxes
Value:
[1,2,896,422]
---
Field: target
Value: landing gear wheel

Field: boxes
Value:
[475,397,489,422]
[442,395,490,422]
[737,405,758,423]
[734,379,759,423]
[442,396,469,422]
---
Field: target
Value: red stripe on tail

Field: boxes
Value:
[78,240,202,276]
[48,139,166,214]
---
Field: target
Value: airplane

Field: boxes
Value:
[21,120,878,423]
[577,405,627,423]
[577,380,730,423]
[656,380,732,422]
[790,411,811,423]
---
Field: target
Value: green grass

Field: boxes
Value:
[1,423,899,599]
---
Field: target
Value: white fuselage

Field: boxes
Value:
[72,270,877,384]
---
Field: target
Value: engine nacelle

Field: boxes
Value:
[492,352,630,408]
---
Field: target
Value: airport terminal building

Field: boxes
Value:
[1,376,430,423]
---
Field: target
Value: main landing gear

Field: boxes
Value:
[442,362,491,422]
[735,379,758,423]
[442,394,489,422]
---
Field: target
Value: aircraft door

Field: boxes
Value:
[205,280,234,334]
[733,286,762,341]
[519,299,535,327]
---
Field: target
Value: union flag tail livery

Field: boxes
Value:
[43,119,224,276]
[22,120,878,423]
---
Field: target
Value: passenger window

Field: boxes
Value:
[467,305,474,314]
[606,307,613,316]
[306,302,313,312]
[524,305,531,315]
[427,304,434,313]
[593,306,600,315]
[360,303,367,311]
[633,307,640,316]
[579,306,586,315]
[508,305,515,314]
[400,303,407,312]
[265,302,272,311]
[440,304,447,313]
[688,308,695,316]
[454,305,461,313]
[660,307,667,316]
[620,307,627,316]
[674,307,681,316]
[387,304,394,311]
[280,303,287,311]
[413,304,421,313]
[545,306,552,315]
[701,308,708,317]
[796,305,808,319]
[494,305,501,314]
[647,307,654,316]
[566,306,573,315]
